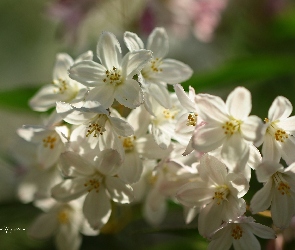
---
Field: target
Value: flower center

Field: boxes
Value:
[212,185,229,205]
[142,58,163,78]
[86,114,107,138]
[43,135,57,149]
[57,210,70,224]
[231,225,243,239]
[272,172,291,195]
[222,119,241,135]
[186,113,198,126]
[103,66,122,86]
[52,78,68,94]
[264,118,289,142]
[120,135,136,152]
[84,176,102,193]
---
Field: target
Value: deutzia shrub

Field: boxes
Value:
[18,27,295,250]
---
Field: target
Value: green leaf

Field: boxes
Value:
[0,87,38,111]
[182,55,295,91]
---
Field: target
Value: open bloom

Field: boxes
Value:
[250,161,295,229]
[29,51,93,111]
[69,31,152,109]
[124,27,193,109]
[176,154,248,237]
[207,216,276,250]
[262,96,295,164]
[193,87,264,166]
[29,201,98,250]
[117,105,171,184]
[17,112,69,169]
[51,149,133,230]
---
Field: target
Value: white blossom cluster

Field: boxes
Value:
[17,27,295,250]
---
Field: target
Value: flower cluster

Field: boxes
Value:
[17,27,295,250]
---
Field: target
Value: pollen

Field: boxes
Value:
[231,225,243,239]
[86,115,107,138]
[186,113,198,126]
[43,135,57,149]
[150,58,163,72]
[84,178,100,193]
[222,119,241,135]
[121,136,136,151]
[57,210,69,224]
[103,66,122,86]
[273,172,291,195]
[52,78,68,94]
[274,129,288,142]
[265,119,289,143]
[212,185,229,205]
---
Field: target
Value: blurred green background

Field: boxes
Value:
[1,0,295,249]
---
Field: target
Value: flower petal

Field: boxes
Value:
[193,125,226,152]
[262,133,281,163]
[176,182,213,207]
[268,96,293,121]
[198,201,223,238]
[86,84,115,109]
[155,59,193,84]
[241,115,264,145]
[195,94,228,123]
[147,27,169,58]
[148,82,171,109]
[69,60,106,87]
[53,53,74,80]
[59,151,95,177]
[95,149,122,176]
[114,79,144,109]
[208,227,232,250]
[28,213,58,239]
[105,176,134,203]
[226,87,252,120]
[246,222,276,239]
[174,84,196,111]
[118,151,143,184]
[250,180,273,214]
[278,135,295,165]
[271,188,295,229]
[136,134,171,159]
[221,133,249,167]
[83,188,111,230]
[123,31,144,51]
[51,178,88,202]
[97,31,121,69]
[108,116,134,137]
[232,226,260,250]
[29,85,65,111]
[121,50,152,79]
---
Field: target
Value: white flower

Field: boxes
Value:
[208,216,276,250]
[250,161,295,229]
[176,154,248,238]
[69,31,152,109]
[51,149,133,230]
[193,87,264,166]
[124,27,193,109]
[56,101,134,151]
[149,93,185,149]
[28,201,98,250]
[174,83,201,155]
[29,51,93,111]
[17,112,69,169]
[144,158,197,226]
[262,96,295,164]
[117,105,171,184]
